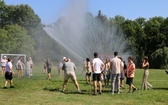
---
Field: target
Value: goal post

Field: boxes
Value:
[1,54,27,63]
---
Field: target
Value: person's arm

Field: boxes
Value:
[142,61,149,68]
[110,61,113,71]
[101,63,105,73]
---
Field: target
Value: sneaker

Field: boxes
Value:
[78,89,81,93]
[132,88,137,93]
[92,93,97,96]
[111,92,114,95]
[61,90,65,93]
[10,86,14,88]
[3,87,7,89]
[99,92,102,95]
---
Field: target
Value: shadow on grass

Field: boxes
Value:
[43,87,60,92]
[43,87,96,95]
[153,87,168,90]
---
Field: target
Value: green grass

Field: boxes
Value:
[0,65,168,105]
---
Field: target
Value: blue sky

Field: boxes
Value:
[4,0,168,24]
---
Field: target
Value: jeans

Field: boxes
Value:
[111,74,120,93]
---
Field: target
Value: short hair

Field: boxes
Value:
[144,57,148,62]
[128,56,133,61]
[114,52,118,56]
[86,58,90,62]
[94,52,98,58]
[8,58,12,62]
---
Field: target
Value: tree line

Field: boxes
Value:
[0,1,168,68]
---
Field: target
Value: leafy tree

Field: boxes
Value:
[150,47,168,69]
[2,24,36,56]
[144,17,166,55]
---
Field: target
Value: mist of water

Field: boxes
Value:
[43,0,131,63]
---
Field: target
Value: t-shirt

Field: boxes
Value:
[58,62,63,69]
[26,61,31,69]
[86,62,92,73]
[126,61,135,78]
[16,60,23,70]
[111,57,121,74]
[1,59,7,66]
[63,62,76,72]
[92,58,104,74]
[5,62,12,72]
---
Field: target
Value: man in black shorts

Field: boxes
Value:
[92,52,104,95]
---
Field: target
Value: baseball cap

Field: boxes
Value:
[63,57,66,60]
[3,56,7,58]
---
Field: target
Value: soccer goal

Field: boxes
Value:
[1,54,27,63]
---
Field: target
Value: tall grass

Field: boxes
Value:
[0,65,167,105]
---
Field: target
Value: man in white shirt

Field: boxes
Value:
[92,52,104,95]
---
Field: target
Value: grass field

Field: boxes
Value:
[0,65,168,105]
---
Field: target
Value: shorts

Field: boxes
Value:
[92,73,101,81]
[1,66,6,69]
[126,78,133,86]
[120,70,125,79]
[64,71,77,81]
[47,68,51,73]
[86,72,91,78]
[5,72,13,80]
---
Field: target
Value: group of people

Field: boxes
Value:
[15,57,34,78]
[1,56,33,88]
[81,52,153,95]
[1,52,153,94]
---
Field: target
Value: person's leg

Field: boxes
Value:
[19,70,22,78]
[93,81,97,94]
[104,75,107,86]
[4,72,9,88]
[2,67,4,76]
[4,80,8,88]
[48,73,51,79]
[116,74,120,93]
[10,80,14,87]
[111,74,116,94]
[62,80,68,91]
[131,78,137,93]
[92,73,97,95]
[73,79,80,91]
[146,70,153,89]
[86,73,89,84]
[89,75,91,84]
[98,81,102,94]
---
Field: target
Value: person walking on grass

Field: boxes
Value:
[141,57,153,90]
[16,58,24,78]
[43,59,47,74]
[103,58,110,87]
[57,60,63,77]
[29,57,33,76]
[118,57,124,88]
[110,52,122,94]
[92,52,105,95]
[1,56,7,76]
[62,58,81,93]
[46,59,53,80]
[85,58,92,84]
[25,58,31,78]
[125,56,137,93]
[3,58,15,89]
